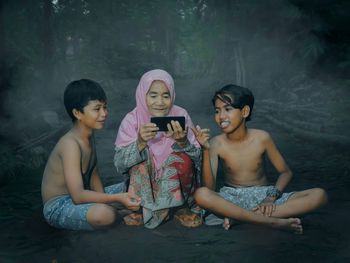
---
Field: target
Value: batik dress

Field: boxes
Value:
[114,139,201,229]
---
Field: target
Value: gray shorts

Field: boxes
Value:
[43,182,126,231]
[205,185,294,226]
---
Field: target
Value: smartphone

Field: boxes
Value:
[150,116,186,132]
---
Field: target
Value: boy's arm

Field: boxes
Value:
[202,146,218,190]
[264,132,293,197]
[90,167,104,193]
[191,126,218,190]
[60,138,139,208]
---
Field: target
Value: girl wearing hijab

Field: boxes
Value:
[114,69,202,229]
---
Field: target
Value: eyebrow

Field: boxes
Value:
[215,103,231,108]
[92,102,107,107]
[148,91,170,95]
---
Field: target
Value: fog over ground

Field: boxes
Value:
[0,1,350,262]
[0,0,349,178]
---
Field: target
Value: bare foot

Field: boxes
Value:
[222,217,241,230]
[174,208,202,228]
[123,213,143,226]
[273,218,303,234]
[223,217,231,231]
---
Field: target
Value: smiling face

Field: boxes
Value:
[214,98,249,134]
[146,80,172,117]
[75,100,108,129]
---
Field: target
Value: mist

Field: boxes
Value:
[1,1,350,261]
[0,0,349,184]
[1,0,348,134]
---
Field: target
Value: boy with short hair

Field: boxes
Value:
[41,79,141,230]
[193,84,327,233]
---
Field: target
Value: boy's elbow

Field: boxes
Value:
[202,178,215,191]
[71,196,83,205]
[284,170,292,179]
[70,192,85,204]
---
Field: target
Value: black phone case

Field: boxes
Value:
[150,116,185,131]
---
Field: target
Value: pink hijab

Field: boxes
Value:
[115,69,199,175]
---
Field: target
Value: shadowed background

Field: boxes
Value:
[0,0,349,262]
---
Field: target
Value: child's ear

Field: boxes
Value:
[241,105,250,118]
[72,108,82,120]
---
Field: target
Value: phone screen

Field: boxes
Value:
[150,116,186,131]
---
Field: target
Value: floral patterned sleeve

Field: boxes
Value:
[114,140,148,174]
[171,140,202,185]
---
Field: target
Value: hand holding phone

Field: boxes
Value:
[150,116,185,132]
[138,123,159,147]
[150,116,188,147]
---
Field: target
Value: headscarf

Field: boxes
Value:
[115,69,199,176]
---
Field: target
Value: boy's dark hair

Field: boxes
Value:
[64,79,106,122]
[212,84,254,121]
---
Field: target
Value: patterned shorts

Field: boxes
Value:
[43,182,126,231]
[205,185,294,226]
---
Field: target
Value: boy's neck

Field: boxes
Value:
[72,122,93,140]
[226,125,248,142]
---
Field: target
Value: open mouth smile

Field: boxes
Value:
[220,121,230,129]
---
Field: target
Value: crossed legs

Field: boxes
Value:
[194,187,327,233]
[264,188,328,218]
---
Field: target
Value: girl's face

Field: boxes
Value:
[146,80,171,116]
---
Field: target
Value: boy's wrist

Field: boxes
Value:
[266,186,282,199]
[201,142,210,150]
[264,196,277,202]
[113,192,124,203]
[202,146,210,152]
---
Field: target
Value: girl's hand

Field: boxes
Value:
[165,120,188,145]
[191,125,210,149]
[138,123,159,143]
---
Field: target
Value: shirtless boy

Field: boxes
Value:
[41,79,141,230]
[193,84,327,233]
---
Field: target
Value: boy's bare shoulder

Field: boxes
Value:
[249,128,271,142]
[55,132,80,155]
[209,134,226,149]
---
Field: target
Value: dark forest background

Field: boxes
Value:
[0,1,350,262]
[0,0,349,185]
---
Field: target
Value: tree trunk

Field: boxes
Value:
[223,0,246,86]
[41,0,54,87]
[234,43,246,86]
[0,0,11,118]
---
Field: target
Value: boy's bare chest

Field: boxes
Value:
[218,141,265,170]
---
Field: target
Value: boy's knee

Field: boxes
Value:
[87,204,116,227]
[194,187,212,206]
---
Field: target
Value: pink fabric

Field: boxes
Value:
[115,69,199,175]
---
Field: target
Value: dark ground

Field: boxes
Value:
[0,112,350,263]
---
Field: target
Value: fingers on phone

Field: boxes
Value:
[167,123,174,133]
[175,121,181,131]
[144,123,159,132]
[173,120,186,132]
[148,123,159,129]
